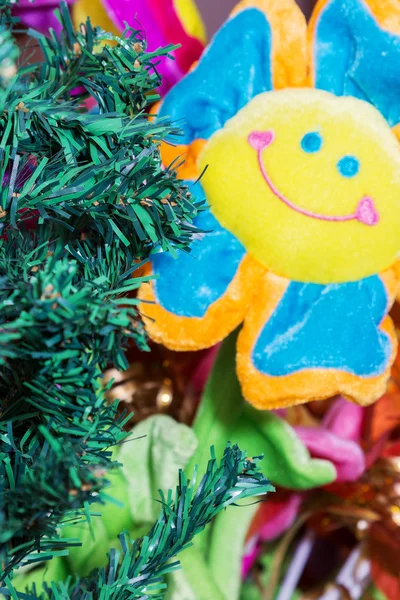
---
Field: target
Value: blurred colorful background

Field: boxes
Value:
[198,0,315,32]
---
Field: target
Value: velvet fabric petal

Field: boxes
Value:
[310,0,400,126]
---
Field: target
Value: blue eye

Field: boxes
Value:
[337,155,360,178]
[301,132,323,153]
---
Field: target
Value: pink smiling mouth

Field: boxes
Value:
[248,130,379,227]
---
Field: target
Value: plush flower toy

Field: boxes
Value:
[139,0,400,411]
[73,0,206,93]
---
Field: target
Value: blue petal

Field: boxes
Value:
[313,0,400,126]
[151,185,246,318]
[252,276,392,377]
[159,8,273,144]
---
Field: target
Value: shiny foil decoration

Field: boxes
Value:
[103,344,212,426]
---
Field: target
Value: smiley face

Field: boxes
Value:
[199,89,400,284]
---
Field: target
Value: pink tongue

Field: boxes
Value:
[355,197,379,226]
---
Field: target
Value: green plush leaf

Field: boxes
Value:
[208,504,260,600]
[120,416,198,526]
[242,408,336,490]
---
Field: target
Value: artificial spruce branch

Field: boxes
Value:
[0,0,204,579]
[0,2,270,597]
[2,444,272,600]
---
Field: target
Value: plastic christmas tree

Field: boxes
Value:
[0,2,271,598]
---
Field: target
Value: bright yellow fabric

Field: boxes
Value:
[174,0,207,44]
[73,0,119,34]
[199,88,400,284]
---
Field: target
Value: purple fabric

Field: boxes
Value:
[13,1,76,33]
